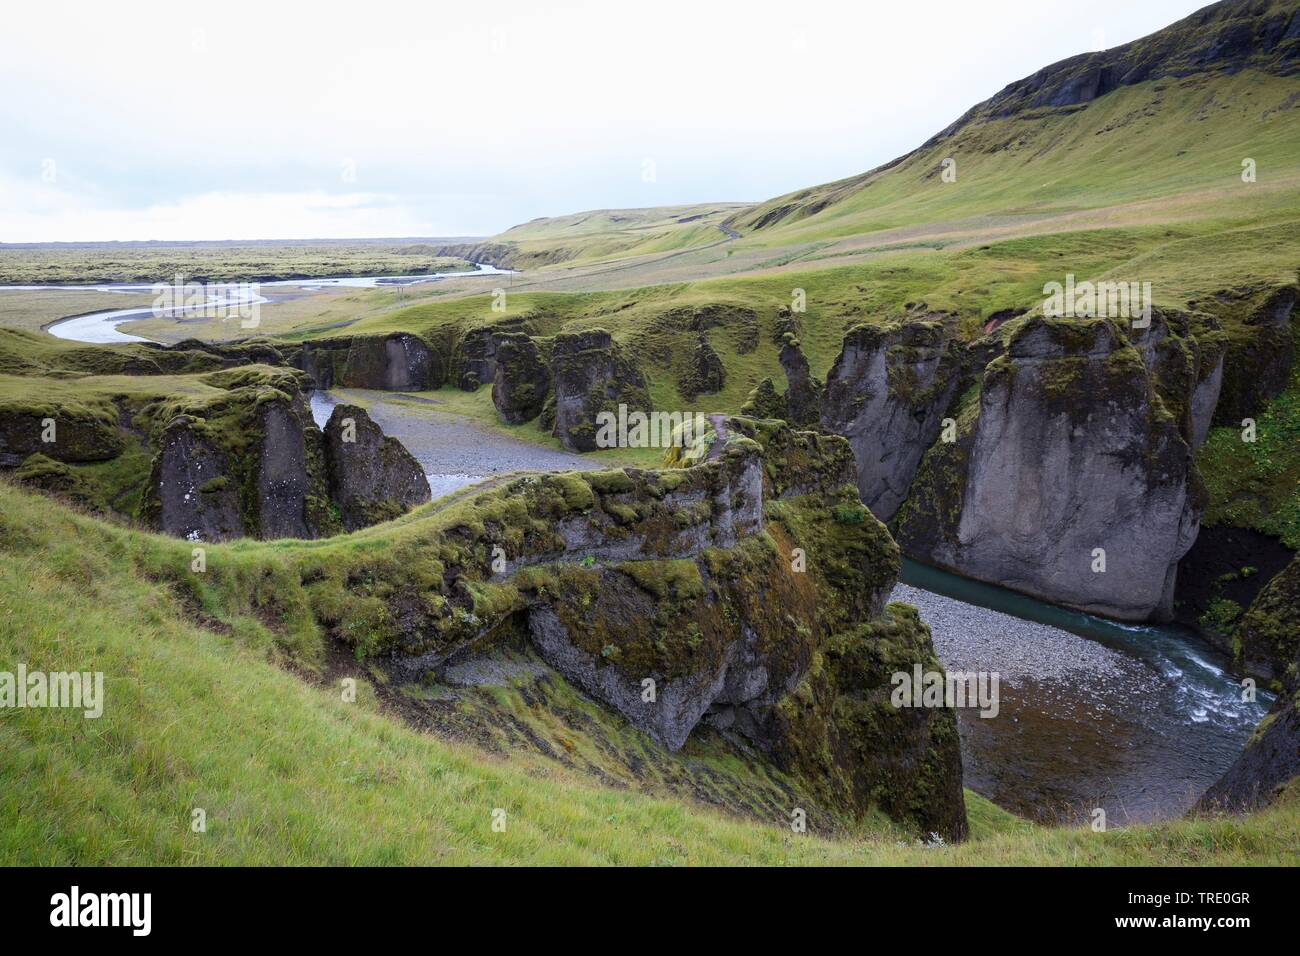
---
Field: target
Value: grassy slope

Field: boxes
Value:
[1199,318,1300,548]
[2,479,1296,865]
[485,203,749,267]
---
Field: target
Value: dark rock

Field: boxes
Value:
[453,326,500,391]
[253,398,313,539]
[296,333,445,391]
[549,329,651,452]
[146,416,245,542]
[820,320,965,521]
[0,405,122,467]
[1199,554,1300,812]
[1198,701,1300,813]
[324,404,431,531]
[778,337,822,426]
[491,334,551,424]
[678,336,726,399]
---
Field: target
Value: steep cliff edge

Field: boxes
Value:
[895,317,1203,621]
[292,417,966,839]
[820,319,964,522]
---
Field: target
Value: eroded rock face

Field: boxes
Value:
[453,326,500,391]
[896,318,1201,621]
[296,333,444,391]
[324,404,430,530]
[1199,555,1300,812]
[549,329,651,452]
[821,321,964,522]
[678,336,726,399]
[0,407,122,467]
[142,379,424,541]
[324,417,967,840]
[254,398,313,539]
[147,416,245,542]
[1214,286,1297,425]
[1129,308,1226,450]
[491,333,551,424]
[778,338,822,427]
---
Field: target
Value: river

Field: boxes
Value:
[32,287,1267,827]
[897,560,1271,825]
[19,263,513,344]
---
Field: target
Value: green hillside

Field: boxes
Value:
[4,478,1297,865]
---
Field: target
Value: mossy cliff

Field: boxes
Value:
[895,316,1202,621]
[0,362,429,543]
[291,332,445,391]
[820,318,965,522]
[323,403,431,531]
[137,369,341,540]
[231,416,966,839]
[547,329,651,452]
[1199,554,1300,813]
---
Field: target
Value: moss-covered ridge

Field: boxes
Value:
[135,414,965,838]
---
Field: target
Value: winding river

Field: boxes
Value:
[17,263,513,344]
[29,286,1269,826]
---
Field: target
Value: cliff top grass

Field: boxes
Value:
[3,476,1298,865]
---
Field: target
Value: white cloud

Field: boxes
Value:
[0,0,1210,241]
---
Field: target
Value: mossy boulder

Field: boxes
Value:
[11,453,101,511]
[324,404,431,531]
[740,377,786,420]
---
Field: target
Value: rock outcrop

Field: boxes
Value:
[678,336,726,399]
[1199,555,1300,812]
[896,317,1202,621]
[147,416,245,541]
[452,326,500,391]
[253,397,316,539]
[777,337,822,427]
[0,405,122,467]
[324,404,431,530]
[491,333,551,424]
[296,332,445,391]
[301,417,967,839]
[820,320,965,522]
[548,329,651,452]
[140,372,425,542]
[1212,286,1298,426]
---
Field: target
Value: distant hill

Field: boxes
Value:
[725,0,1300,241]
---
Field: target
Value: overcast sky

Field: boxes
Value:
[0,0,1210,242]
